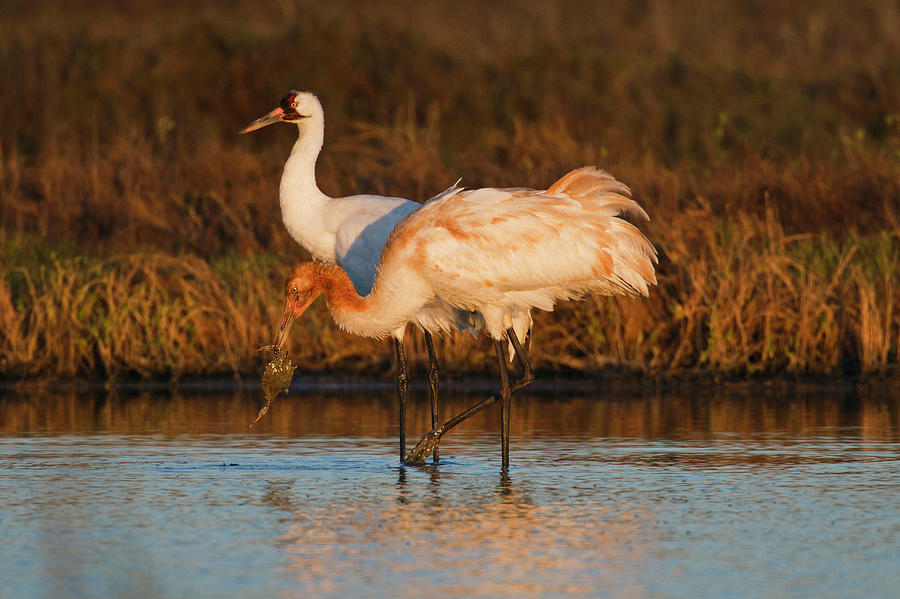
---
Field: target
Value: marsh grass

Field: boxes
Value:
[3,214,897,380]
[1,0,899,380]
[1,252,270,378]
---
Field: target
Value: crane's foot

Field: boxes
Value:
[403,427,444,464]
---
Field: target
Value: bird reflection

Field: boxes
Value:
[395,462,446,507]
[496,468,514,498]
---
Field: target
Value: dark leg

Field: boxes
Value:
[507,328,534,391]
[423,330,441,463]
[404,328,534,465]
[494,339,512,468]
[395,338,408,461]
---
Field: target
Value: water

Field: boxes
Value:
[1,383,898,598]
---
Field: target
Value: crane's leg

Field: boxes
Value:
[499,327,533,468]
[404,328,533,465]
[423,330,441,463]
[395,339,408,461]
[506,328,534,391]
[494,339,512,468]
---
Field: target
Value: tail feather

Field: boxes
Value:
[507,308,532,362]
[547,166,649,222]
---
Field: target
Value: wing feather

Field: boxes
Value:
[379,167,657,319]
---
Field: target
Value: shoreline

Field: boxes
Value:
[2,369,892,398]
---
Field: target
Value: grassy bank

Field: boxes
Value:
[3,212,897,380]
[1,0,899,380]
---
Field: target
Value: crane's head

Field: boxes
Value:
[274,263,324,349]
[240,90,321,134]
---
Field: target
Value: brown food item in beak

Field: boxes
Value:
[250,348,296,429]
[250,276,304,427]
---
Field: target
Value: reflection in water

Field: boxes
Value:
[2,383,897,443]
[250,454,655,597]
[1,383,898,598]
[265,462,653,597]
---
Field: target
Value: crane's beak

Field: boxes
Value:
[240,107,285,134]
[273,296,297,350]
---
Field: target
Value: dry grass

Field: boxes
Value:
[0,252,279,378]
[3,210,897,380]
[1,0,899,380]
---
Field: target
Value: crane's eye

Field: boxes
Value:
[290,101,297,109]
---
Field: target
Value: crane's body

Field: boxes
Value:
[362,168,654,339]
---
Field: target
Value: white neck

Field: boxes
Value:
[279,113,336,262]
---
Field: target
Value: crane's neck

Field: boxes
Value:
[279,115,335,262]
[315,263,425,340]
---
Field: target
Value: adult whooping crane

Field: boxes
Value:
[242,89,472,461]
[274,167,657,468]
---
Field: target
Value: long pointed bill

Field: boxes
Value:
[240,107,285,134]
[274,297,297,350]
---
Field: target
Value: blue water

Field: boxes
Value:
[1,386,898,598]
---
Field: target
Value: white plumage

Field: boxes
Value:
[295,166,657,341]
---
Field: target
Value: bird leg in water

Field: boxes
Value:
[495,340,512,468]
[395,339,409,460]
[404,328,533,464]
[251,345,296,429]
[423,330,440,463]
[495,332,533,467]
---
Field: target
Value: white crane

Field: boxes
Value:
[242,90,472,461]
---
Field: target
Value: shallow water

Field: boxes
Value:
[1,383,898,598]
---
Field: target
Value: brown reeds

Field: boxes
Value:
[1,0,899,380]
[1,253,275,378]
[3,210,898,380]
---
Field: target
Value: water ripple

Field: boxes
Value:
[0,387,898,598]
